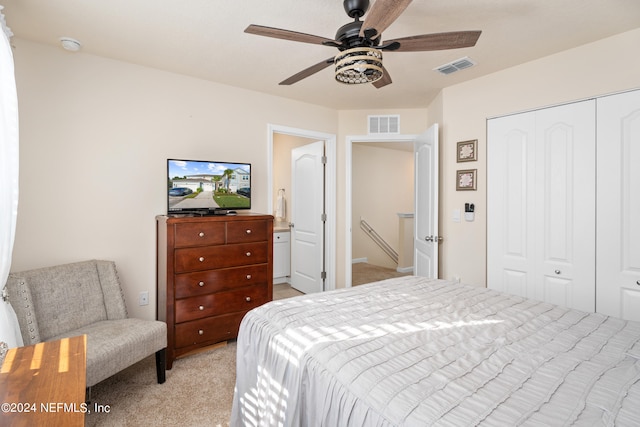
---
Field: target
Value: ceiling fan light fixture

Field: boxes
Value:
[334,47,383,85]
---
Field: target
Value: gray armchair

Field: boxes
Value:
[5,260,167,387]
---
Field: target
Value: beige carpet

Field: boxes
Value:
[85,341,236,426]
[352,262,412,286]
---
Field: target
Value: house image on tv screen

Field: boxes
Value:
[171,169,248,192]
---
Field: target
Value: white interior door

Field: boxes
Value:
[535,102,596,311]
[414,124,439,278]
[487,112,536,297]
[488,101,596,312]
[596,89,640,320]
[290,141,325,294]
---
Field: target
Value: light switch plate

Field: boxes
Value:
[453,208,461,222]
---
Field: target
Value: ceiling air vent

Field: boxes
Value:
[434,56,476,75]
[368,115,400,135]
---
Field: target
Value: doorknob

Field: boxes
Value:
[425,235,443,242]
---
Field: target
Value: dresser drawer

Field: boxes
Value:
[175,284,269,323]
[175,311,246,349]
[175,264,269,299]
[227,220,269,243]
[175,242,268,273]
[174,222,225,248]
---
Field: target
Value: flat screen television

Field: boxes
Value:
[167,158,251,215]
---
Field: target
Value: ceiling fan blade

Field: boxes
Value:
[245,24,335,46]
[279,58,335,85]
[385,31,482,52]
[372,66,392,88]
[359,0,412,38]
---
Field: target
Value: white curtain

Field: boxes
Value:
[0,5,23,349]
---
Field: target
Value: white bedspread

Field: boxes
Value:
[230,277,640,426]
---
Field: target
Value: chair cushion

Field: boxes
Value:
[50,319,167,387]
[18,261,108,341]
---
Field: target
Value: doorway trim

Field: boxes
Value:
[268,124,337,291]
[346,133,417,288]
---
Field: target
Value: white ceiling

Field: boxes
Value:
[2,0,640,110]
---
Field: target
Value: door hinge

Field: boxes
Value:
[322,155,327,164]
[321,271,327,280]
[321,213,327,222]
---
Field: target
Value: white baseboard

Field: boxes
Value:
[274,276,290,285]
[352,257,368,264]
[396,266,414,274]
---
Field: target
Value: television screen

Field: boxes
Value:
[167,159,251,215]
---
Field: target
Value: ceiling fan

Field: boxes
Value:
[245,0,481,88]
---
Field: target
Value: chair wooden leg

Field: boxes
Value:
[155,348,166,384]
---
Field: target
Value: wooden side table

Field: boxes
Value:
[0,335,86,427]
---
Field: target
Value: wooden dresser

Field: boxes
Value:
[157,214,273,368]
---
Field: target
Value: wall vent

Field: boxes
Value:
[368,115,400,134]
[434,56,476,75]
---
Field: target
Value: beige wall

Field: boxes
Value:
[10,38,337,319]
[438,28,640,287]
[352,144,413,269]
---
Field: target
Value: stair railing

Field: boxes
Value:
[359,218,398,264]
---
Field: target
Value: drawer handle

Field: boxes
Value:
[245,296,251,302]
[198,305,204,311]
[198,281,205,287]
[554,270,561,275]
[246,252,252,257]
[246,229,252,234]
[199,232,205,237]
[198,330,204,335]
[199,257,205,262]
[246,274,252,280]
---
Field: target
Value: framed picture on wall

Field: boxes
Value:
[457,139,477,162]
[456,169,477,191]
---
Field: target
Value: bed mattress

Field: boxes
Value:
[231,276,640,426]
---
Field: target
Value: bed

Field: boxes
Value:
[230,276,640,426]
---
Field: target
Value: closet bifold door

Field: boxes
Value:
[596,89,640,321]
[487,112,536,300]
[487,100,596,312]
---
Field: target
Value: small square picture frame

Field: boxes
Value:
[457,139,477,162]
[456,169,477,191]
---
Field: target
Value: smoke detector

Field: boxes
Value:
[60,37,82,52]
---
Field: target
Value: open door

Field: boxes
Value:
[414,124,439,278]
[290,140,325,293]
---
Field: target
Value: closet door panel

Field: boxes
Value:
[488,100,595,312]
[535,101,595,312]
[597,90,640,320]
[487,113,536,299]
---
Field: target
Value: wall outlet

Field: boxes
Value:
[139,291,149,306]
